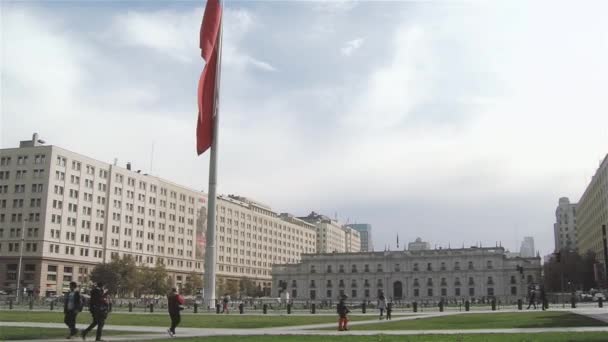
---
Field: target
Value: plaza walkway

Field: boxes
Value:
[3,308,608,341]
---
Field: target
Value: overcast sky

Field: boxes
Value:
[2,0,608,257]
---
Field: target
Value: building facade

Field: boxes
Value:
[0,136,317,296]
[299,212,346,253]
[272,247,542,303]
[577,154,608,272]
[344,227,361,253]
[554,197,578,252]
[346,223,373,252]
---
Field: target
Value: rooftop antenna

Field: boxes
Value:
[396,234,399,249]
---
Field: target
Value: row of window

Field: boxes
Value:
[302,286,513,300]
[311,261,497,274]
[0,155,46,167]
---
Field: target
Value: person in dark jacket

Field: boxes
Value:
[64,281,83,339]
[337,295,350,331]
[527,288,537,309]
[167,288,185,337]
[82,282,109,341]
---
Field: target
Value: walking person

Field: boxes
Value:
[377,293,387,320]
[222,294,230,314]
[540,285,547,311]
[527,288,537,310]
[167,288,185,338]
[386,300,393,320]
[337,295,350,331]
[64,281,83,339]
[81,282,110,341]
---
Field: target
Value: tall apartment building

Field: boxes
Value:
[346,223,373,252]
[554,197,578,252]
[577,154,608,273]
[0,135,317,297]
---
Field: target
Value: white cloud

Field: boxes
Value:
[340,37,364,56]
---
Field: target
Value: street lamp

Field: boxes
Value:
[16,218,27,303]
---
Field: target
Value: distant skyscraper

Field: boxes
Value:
[554,197,578,252]
[520,237,535,258]
[346,224,373,252]
[408,237,430,251]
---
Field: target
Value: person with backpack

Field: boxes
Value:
[337,295,350,331]
[167,288,185,338]
[81,282,110,341]
[222,294,230,314]
[64,281,83,339]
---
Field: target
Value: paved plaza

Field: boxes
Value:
[3,308,608,341]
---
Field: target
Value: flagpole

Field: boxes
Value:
[204,0,223,309]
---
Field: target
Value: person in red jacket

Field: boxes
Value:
[167,288,185,337]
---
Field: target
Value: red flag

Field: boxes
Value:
[197,0,222,155]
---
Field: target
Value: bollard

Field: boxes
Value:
[465,300,470,312]
[129,302,133,312]
[517,299,523,310]
[287,303,292,314]
[149,303,154,313]
[413,302,418,313]
[50,301,54,311]
[571,297,576,309]
[194,303,198,313]
[263,304,268,314]
[311,303,316,314]
[239,303,244,314]
[491,299,496,311]
[439,301,444,312]
[29,299,34,310]
[362,302,366,314]
[599,298,603,308]
[216,303,221,314]
[9,298,13,310]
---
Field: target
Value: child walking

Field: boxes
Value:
[337,295,350,331]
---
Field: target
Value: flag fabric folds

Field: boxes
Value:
[197,0,222,155]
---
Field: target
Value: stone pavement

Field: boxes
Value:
[3,308,608,341]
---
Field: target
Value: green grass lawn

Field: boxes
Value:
[0,311,373,329]
[351,311,607,330]
[0,327,137,341]
[150,333,608,342]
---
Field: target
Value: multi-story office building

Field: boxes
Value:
[272,247,542,303]
[408,237,431,251]
[213,196,317,295]
[554,197,578,252]
[0,135,317,296]
[346,223,373,252]
[299,212,346,253]
[344,227,361,253]
[577,154,608,277]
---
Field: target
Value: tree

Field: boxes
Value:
[182,272,203,296]
[239,279,262,297]
[137,263,171,296]
[544,250,597,292]
[90,256,138,296]
[90,263,119,294]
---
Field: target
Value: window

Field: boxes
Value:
[511,286,517,295]
[487,260,493,269]
[487,277,494,285]
[414,288,419,297]
[394,264,400,272]
[455,288,461,296]
[468,261,474,270]
[364,264,370,272]
[427,263,432,271]
[413,263,419,271]
[352,264,358,273]
[469,288,475,296]
[339,265,344,273]
[310,280,316,288]
[310,290,316,300]
[487,288,494,296]
[454,261,460,270]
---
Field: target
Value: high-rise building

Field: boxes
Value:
[408,237,430,251]
[346,223,373,252]
[554,197,578,252]
[0,135,317,296]
[519,237,535,258]
[577,154,608,274]
[299,212,346,253]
